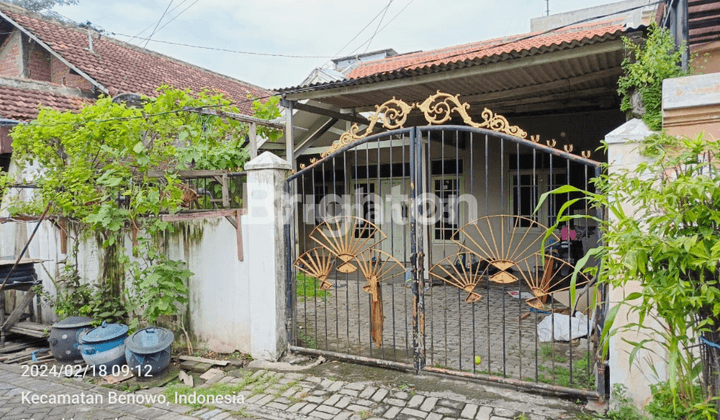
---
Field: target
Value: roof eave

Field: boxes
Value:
[281,35,629,104]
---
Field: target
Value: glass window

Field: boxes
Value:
[434,177,459,240]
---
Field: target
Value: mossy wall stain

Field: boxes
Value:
[93,231,125,299]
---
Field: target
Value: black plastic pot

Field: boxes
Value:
[48,316,94,363]
[124,327,174,376]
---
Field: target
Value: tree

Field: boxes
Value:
[6,0,79,13]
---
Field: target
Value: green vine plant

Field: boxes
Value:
[3,86,281,332]
[537,133,720,419]
[617,23,689,131]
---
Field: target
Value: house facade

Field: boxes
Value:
[0,1,270,161]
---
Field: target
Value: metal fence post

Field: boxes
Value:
[411,127,426,373]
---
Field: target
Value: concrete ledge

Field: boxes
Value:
[663,73,720,110]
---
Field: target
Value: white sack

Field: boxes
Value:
[537,312,589,342]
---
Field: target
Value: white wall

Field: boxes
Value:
[0,216,254,354]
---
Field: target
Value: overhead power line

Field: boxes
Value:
[144,0,175,48]
[364,0,394,53]
[125,0,190,44]
[112,34,334,59]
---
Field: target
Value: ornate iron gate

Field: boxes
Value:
[284,93,606,399]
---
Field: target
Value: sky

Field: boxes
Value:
[54,0,621,90]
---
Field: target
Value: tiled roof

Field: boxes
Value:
[0,83,85,121]
[346,19,627,80]
[0,4,271,115]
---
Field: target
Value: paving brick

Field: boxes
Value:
[476,406,493,420]
[372,388,389,402]
[345,382,366,390]
[420,397,438,411]
[461,403,479,419]
[354,398,374,406]
[245,393,266,404]
[489,417,512,420]
[408,394,425,408]
[325,394,343,406]
[300,403,319,415]
[436,406,460,416]
[288,402,307,413]
[346,404,368,412]
[267,402,290,410]
[427,413,443,420]
[386,397,407,406]
[328,381,345,392]
[402,407,430,418]
[256,394,275,406]
[316,405,342,415]
[336,396,353,409]
[393,391,410,399]
[339,388,360,397]
[383,406,402,418]
[200,408,223,419]
[310,410,336,420]
[334,411,354,420]
[307,395,328,404]
[359,386,377,399]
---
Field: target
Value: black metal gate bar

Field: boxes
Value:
[286,346,602,400]
[285,124,606,398]
[423,366,603,399]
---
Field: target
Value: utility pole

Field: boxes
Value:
[546,0,550,16]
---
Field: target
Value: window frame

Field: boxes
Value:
[508,168,567,230]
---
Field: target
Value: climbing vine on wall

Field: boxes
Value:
[617,23,688,131]
[3,86,280,327]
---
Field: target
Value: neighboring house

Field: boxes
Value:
[0,1,270,168]
[661,0,720,138]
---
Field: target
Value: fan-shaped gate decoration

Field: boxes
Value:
[309,216,386,274]
[354,248,404,348]
[515,252,593,310]
[429,253,489,302]
[451,215,559,285]
[293,247,335,290]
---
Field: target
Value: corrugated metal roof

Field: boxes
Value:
[279,20,638,101]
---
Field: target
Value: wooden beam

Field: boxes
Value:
[281,100,370,125]
[184,107,285,130]
[294,117,338,159]
[147,170,231,178]
[284,41,625,102]
[285,100,295,169]
[249,122,257,159]
[160,209,245,222]
[1,290,35,332]
[235,209,243,261]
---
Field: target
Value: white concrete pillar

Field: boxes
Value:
[605,119,664,408]
[244,152,291,360]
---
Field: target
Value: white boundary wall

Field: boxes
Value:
[0,152,290,360]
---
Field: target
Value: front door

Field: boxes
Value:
[380,179,410,259]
